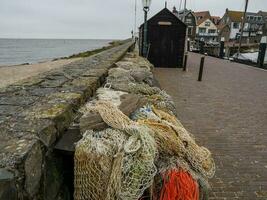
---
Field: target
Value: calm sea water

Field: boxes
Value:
[0,39,112,66]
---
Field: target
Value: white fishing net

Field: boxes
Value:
[132,105,215,179]
[75,50,215,200]
[74,101,157,200]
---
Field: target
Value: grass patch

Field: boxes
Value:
[62,40,128,59]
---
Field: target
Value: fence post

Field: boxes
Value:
[257,36,267,68]
[183,53,188,71]
[198,56,205,81]
[219,37,225,59]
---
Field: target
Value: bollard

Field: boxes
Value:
[183,53,188,71]
[257,36,267,68]
[219,37,225,59]
[198,56,205,81]
[199,40,205,54]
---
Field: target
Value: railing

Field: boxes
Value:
[197,32,218,37]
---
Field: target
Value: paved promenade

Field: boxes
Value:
[154,53,267,200]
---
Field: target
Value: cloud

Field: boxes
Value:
[0,0,266,39]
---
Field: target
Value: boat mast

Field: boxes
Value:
[183,0,187,22]
[238,0,249,55]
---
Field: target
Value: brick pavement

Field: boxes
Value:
[154,53,267,200]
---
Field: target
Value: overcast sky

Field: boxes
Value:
[0,0,266,39]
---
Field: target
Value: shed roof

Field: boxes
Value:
[140,8,186,28]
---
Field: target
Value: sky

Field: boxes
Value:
[0,0,266,39]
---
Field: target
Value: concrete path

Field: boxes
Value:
[154,53,267,200]
[0,58,80,88]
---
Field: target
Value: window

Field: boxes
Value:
[233,22,239,29]
[188,27,193,35]
[208,29,216,33]
[186,18,192,24]
[205,21,211,26]
[199,28,206,33]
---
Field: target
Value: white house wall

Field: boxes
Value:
[230,22,240,39]
[198,19,218,33]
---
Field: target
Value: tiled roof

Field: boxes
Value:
[258,11,267,16]
[194,11,211,18]
[194,11,211,25]
[211,16,221,20]
[227,10,244,22]
[196,17,210,25]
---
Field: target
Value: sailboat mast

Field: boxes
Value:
[238,0,249,55]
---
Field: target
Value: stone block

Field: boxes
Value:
[24,142,43,198]
[0,168,17,200]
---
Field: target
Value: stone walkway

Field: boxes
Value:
[154,53,267,200]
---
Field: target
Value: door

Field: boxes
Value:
[148,25,181,68]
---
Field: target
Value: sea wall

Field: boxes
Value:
[0,41,134,200]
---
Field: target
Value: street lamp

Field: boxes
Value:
[142,0,151,57]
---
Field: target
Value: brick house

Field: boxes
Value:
[219,9,266,43]
[194,11,218,42]
[172,7,197,41]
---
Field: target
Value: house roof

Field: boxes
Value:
[194,11,211,18]
[194,11,211,25]
[258,11,267,16]
[216,24,225,30]
[211,16,220,21]
[227,10,244,22]
[217,24,230,31]
[196,17,210,25]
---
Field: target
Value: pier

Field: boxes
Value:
[155,52,267,199]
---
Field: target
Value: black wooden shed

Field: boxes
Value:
[139,8,187,68]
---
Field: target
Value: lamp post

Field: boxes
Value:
[142,0,151,57]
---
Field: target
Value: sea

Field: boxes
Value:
[0,38,112,66]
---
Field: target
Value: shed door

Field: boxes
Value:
[148,25,182,68]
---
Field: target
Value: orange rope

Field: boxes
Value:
[159,169,199,200]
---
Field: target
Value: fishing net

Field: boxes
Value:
[121,56,154,71]
[74,101,157,200]
[157,169,199,200]
[96,87,127,107]
[145,90,177,116]
[132,105,215,179]
[74,129,126,200]
[75,51,215,199]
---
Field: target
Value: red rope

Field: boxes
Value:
[159,169,199,200]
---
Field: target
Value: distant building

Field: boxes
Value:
[172,7,197,41]
[211,16,221,25]
[258,11,267,36]
[220,9,266,43]
[217,24,231,42]
[194,11,218,42]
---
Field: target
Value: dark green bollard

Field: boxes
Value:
[198,56,205,81]
[257,36,267,68]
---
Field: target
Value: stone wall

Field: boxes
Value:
[0,41,134,200]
